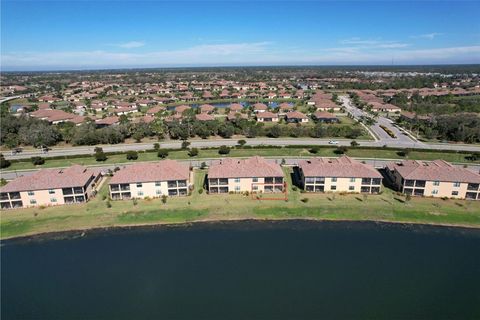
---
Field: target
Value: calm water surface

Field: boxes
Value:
[2,221,480,319]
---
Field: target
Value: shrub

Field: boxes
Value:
[350,140,359,147]
[31,156,45,165]
[157,149,169,158]
[334,146,348,154]
[0,178,7,186]
[292,186,298,191]
[309,146,320,154]
[106,201,112,208]
[94,150,107,162]
[181,140,191,150]
[237,139,247,147]
[301,198,309,203]
[102,195,107,201]
[198,189,204,194]
[0,154,11,169]
[188,148,199,157]
[153,143,160,151]
[132,198,138,206]
[200,162,207,169]
[218,145,230,155]
[161,195,167,204]
[126,151,138,160]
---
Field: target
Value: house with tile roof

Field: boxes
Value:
[207,156,284,194]
[298,156,382,193]
[385,160,480,200]
[109,160,192,200]
[0,165,102,209]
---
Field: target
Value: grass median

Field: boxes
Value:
[2,146,478,172]
[1,168,479,240]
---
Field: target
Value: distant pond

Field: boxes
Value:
[2,220,480,319]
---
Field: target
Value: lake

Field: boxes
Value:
[168,101,292,110]
[2,221,480,319]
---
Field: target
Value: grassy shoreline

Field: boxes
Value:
[1,169,479,240]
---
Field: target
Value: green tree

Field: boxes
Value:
[218,145,230,155]
[126,151,138,160]
[0,154,10,169]
[94,147,107,162]
[157,149,169,158]
[188,148,199,157]
[181,140,191,150]
[31,156,45,165]
[237,139,247,147]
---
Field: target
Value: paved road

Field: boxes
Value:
[2,95,480,160]
[6,137,479,161]
[2,157,479,181]
[339,95,419,145]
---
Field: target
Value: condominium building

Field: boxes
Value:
[0,165,101,209]
[109,160,192,200]
[207,156,284,194]
[386,160,480,200]
[298,156,382,193]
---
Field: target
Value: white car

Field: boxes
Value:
[328,140,339,145]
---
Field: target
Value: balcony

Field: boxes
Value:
[110,185,120,192]
[404,180,415,187]
[120,184,130,191]
[415,180,426,188]
[467,183,479,191]
[362,178,372,185]
[0,193,9,201]
[167,181,177,188]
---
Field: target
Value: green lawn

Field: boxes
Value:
[2,146,478,172]
[1,168,479,239]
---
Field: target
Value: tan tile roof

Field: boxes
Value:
[175,105,191,113]
[1,165,98,193]
[30,109,76,122]
[199,104,215,112]
[195,113,215,121]
[146,106,165,114]
[227,112,247,121]
[386,160,480,183]
[95,116,119,125]
[286,111,307,119]
[253,103,268,110]
[256,111,278,119]
[109,160,190,184]
[229,103,243,111]
[208,156,284,179]
[299,156,382,178]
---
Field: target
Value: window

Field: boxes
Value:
[252,185,258,191]
[431,190,438,195]
[0,193,8,201]
[50,198,57,202]
[372,178,381,185]
[305,177,315,184]
[349,186,355,191]
[350,178,356,183]
[234,178,240,183]
[452,191,459,196]
[453,182,461,188]
[136,183,143,188]
[433,181,440,186]
[27,191,35,196]
[331,186,337,191]
[362,178,371,185]
[137,191,144,196]
[235,186,240,191]
[48,189,55,194]
[155,181,161,187]
[315,177,325,184]
[331,177,337,182]
[156,190,161,195]
[253,177,258,183]
[29,199,37,204]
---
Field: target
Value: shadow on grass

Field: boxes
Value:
[394,197,405,203]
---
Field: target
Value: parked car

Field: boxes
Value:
[328,140,339,145]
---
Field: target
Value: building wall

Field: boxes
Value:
[109,179,190,200]
[389,169,480,200]
[208,176,284,193]
[301,171,381,193]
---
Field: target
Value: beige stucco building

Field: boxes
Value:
[386,160,480,200]
[298,156,382,193]
[207,157,284,194]
[109,160,192,200]
[0,165,102,209]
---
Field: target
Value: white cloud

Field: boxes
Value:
[2,42,480,70]
[117,41,145,48]
[340,38,409,48]
[411,33,443,40]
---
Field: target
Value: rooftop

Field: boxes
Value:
[109,160,190,184]
[299,156,382,178]
[208,156,283,179]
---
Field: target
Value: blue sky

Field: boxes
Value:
[1,0,480,70]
